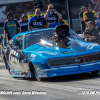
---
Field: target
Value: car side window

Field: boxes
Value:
[13,35,23,50]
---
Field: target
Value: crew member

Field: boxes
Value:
[96,12,100,31]
[19,14,28,32]
[28,8,48,31]
[83,4,97,26]
[79,5,86,34]
[58,19,68,26]
[44,4,62,27]
[4,13,21,44]
[84,21,99,44]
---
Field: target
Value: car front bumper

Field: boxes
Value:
[37,61,100,78]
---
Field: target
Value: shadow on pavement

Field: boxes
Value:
[17,72,100,83]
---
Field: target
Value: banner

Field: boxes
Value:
[91,0,100,12]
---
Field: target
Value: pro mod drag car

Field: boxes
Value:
[3,25,100,81]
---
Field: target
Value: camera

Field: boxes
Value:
[85,31,88,34]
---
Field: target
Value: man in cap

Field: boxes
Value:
[4,13,21,44]
[79,5,86,34]
[19,14,28,32]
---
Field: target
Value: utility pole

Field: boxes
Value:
[66,0,73,29]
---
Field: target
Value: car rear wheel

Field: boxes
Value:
[91,71,99,75]
[3,57,11,75]
[6,62,12,75]
[4,59,11,75]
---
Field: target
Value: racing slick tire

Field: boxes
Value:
[29,62,44,81]
[3,56,11,75]
[33,67,44,81]
[6,62,11,75]
[91,71,99,75]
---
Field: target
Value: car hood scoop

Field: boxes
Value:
[39,38,84,49]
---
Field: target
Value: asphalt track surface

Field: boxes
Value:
[1,52,100,100]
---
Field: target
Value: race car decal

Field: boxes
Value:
[30,54,36,58]
[63,49,85,54]
[86,44,98,50]
[62,50,74,54]
[11,71,22,76]
[8,39,13,44]
[29,54,37,61]
[9,50,21,68]
[3,46,8,54]
[76,49,85,53]
[38,51,60,55]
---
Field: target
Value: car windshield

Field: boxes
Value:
[25,29,83,48]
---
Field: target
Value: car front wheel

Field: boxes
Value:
[34,67,43,81]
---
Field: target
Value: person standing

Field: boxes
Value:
[79,5,86,34]
[44,4,62,28]
[28,8,48,31]
[4,13,21,42]
[96,12,100,31]
[19,14,28,32]
[83,4,97,26]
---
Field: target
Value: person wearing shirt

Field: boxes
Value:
[84,21,99,44]
[58,19,68,26]
[79,5,86,34]
[83,4,97,26]
[19,14,28,32]
[96,12,100,31]
[4,13,21,41]
[28,8,48,31]
[44,4,62,27]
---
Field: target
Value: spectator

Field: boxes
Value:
[58,19,68,26]
[4,13,21,43]
[84,21,99,44]
[19,14,28,32]
[28,8,48,31]
[96,12,100,31]
[79,5,86,34]
[83,4,97,26]
[44,4,62,27]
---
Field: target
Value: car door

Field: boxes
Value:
[7,35,30,77]
[8,35,25,72]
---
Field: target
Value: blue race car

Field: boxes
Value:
[3,25,100,81]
